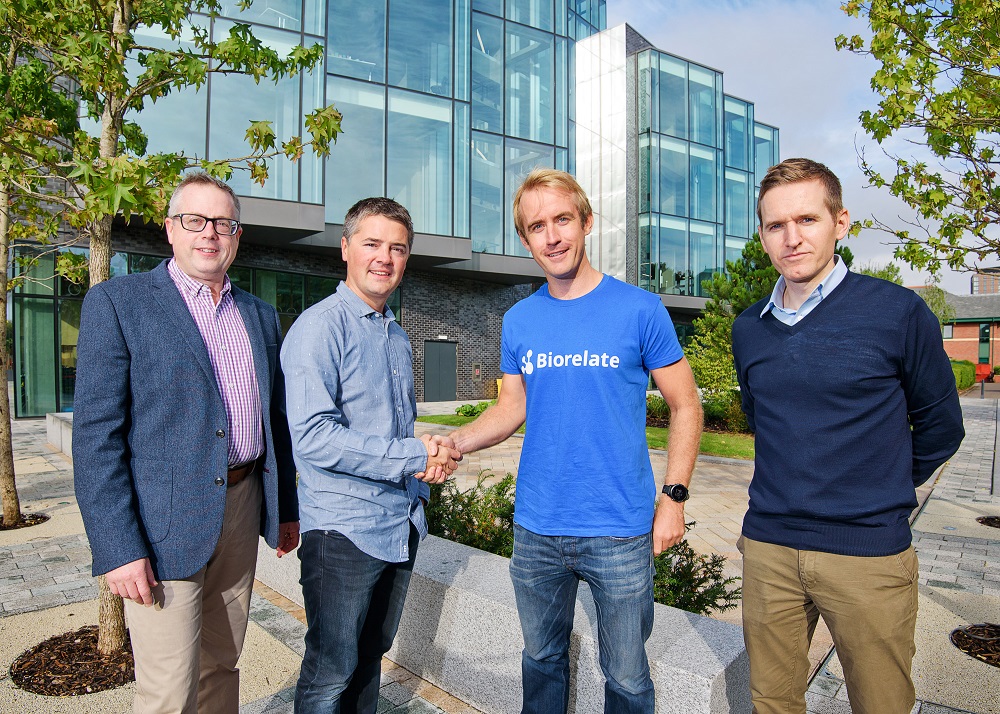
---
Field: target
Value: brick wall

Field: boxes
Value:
[942,322,1000,367]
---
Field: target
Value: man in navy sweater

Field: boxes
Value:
[731,158,964,714]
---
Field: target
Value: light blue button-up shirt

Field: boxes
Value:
[761,257,848,326]
[281,282,430,563]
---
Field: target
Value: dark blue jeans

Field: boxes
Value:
[509,523,655,714]
[294,526,418,714]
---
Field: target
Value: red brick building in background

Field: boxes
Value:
[931,291,1000,368]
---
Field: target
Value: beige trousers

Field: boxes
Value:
[740,536,919,714]
[124,473,263,714]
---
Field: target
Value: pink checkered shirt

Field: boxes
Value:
[167,259,263,467]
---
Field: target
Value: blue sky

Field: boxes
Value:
[606,0,972,293]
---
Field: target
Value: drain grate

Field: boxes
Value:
[976,516,1000,529]
[950,624,1000,668]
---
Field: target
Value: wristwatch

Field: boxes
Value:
[661,483,689,502]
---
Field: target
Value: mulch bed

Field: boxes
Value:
[950,623,1000,668]
[0,513,50,531]
[10,626,135,696]
[976,516,1000,529]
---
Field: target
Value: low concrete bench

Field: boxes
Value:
[51,412,750,713]
[388,535,750,714]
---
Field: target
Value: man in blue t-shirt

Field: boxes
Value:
[446,169,703,713]
[732,158,964,714]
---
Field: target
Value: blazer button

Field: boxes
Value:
[216,429,225,438]
[215,477,225,486]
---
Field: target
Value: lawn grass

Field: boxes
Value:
[416,415,753,460]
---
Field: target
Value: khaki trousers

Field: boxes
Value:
[739,536,919,714]
[125,472,263,714]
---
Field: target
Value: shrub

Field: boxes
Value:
[702,390,749,433]
[952,360,975,390]
[426,473,740,615]
[646,394,670,420]
[455,401,493,417]
[653,522,741,615]
[426,472,515,557]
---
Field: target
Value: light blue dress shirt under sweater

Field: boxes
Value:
[760,256,848,325]
[280,282,430,563]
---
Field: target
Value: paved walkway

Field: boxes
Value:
[2,402,999,712]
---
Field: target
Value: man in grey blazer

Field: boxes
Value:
[73,172,298,713]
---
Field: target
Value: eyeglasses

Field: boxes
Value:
[170,214,241,236]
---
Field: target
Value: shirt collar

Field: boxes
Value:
[336,281,396,322]
[760,255,848,318]
[167,257,232,300]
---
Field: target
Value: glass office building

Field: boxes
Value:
[12,3,782,417]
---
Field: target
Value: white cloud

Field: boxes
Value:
[606,0,973,293]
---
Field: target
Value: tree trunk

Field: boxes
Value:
[93,0,133,657]
[0,184,21,527]
[96,574,128,654]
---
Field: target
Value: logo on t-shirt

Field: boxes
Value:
[519,348,621,374]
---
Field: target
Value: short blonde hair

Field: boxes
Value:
[757,158,843,227]
[512,168,593,238]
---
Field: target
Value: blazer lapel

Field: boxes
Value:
[151,262,219,388]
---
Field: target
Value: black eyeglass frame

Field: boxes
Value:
[169,213,241,236]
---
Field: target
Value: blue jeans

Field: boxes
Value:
[509,523,655,714]
[294,527,418,714]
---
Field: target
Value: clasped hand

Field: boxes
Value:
[417,434,462,483]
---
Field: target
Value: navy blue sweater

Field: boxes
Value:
[732,272,965,556]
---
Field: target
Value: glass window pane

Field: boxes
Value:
[454,102,470,238]
[387,90,452,235]
[690,145,716,223]
[639,135,652,213]
[639,215,654,292]
[216,0,302,30]
[507,0,552,32]
[505,139,554,256]
[555,36,567,147]
[725,169,749,238]
[254,269,304,316]
[455,0,471,101]
[689,64,716,147]
[14,297,56,417]
[327,0,385,82]
[301,61,325,204]
[59,299,82,411]
[754,124,778,185]
[229,266,253,291]
[725,236,746,265]
[473,0,502,16]
[326,77,385,223]
[637,52,652,133]
[658,136,688,217]
[127,21,208,158]
[690,222,716,297]
[657,215,687,295]
[388,0,453,96]
[304,0,324,37]
[306,275,339,307]
[506,23,554,143]
[471,12,504,134]
[471,131,503,254]
[657,55,686,139]
[130,254,164,274]
[13,248,55,295]
[725,97,749,170]
[209,22,301,200]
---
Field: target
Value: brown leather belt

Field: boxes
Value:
[227,457,261,488]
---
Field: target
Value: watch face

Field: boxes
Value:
[664,484,689,502]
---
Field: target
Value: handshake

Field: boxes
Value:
[416,434,463,484]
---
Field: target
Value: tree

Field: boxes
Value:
[916,275,957,327]
[837,1,1000,274]
[0,25,79,528]
[1,0,343,656]
[858,261,904,284]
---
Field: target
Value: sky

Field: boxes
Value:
[605,0,973,294]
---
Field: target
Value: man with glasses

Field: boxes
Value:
[74,172,299,713]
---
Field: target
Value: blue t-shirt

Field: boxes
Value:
[500,275,684,537]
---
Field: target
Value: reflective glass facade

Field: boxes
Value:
[633,48,778,298]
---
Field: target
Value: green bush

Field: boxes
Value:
[653,523,741,615]
[646,394,670,420]
[426,473,741,615]
[702,390,749,433]
[952,360,975,390]
[426,472,515,557]
[455,401,493,417]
